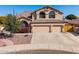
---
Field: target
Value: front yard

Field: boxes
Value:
[0,32,79,47]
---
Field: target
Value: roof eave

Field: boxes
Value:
[32,6,63,14]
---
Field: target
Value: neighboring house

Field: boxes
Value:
[68,19,79,33]
[17,6,78,33]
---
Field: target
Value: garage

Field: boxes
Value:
[51,26,62,32]
[32,25,62,33]
[32,26,49,33]
[30,20,66,33]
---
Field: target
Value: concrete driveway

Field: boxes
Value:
[31,33,79,45]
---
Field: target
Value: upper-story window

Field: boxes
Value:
[39,12,45,18]
[49,11,55,18]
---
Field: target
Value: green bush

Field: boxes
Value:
[4,14,21,33]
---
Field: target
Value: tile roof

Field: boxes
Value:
[68,19,79,24]
[16,11,32,19]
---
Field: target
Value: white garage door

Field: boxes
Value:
[51,26,62,32]
[32,27,49,33]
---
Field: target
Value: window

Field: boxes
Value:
[39,12,45,18]
[49,11,55,18]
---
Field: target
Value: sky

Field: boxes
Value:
[0,5,79,17]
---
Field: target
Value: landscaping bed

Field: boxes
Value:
[0,33,32,46]
[9,34,32,45]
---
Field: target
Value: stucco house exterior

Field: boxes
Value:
[17,6,77,33]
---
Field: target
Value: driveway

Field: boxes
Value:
[31,33,79,45]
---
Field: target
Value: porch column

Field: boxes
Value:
[37,14,39,20]
[36,12,40,20]
[32,15,34,21]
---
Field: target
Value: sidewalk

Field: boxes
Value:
[0,44,78,54]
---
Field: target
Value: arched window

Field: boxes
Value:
[39,12,45,18]
[20,21,28,28]
[49,11,55,18]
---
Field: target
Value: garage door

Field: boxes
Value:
[32,27,49,33]
[51,26,62,32]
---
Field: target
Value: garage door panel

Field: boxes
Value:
[51,26,61,32]
[32,27,49,33]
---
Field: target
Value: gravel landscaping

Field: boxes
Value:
[9,35,32,45]
[0,33,32,46]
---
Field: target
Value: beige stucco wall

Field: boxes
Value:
[55,12,63,20]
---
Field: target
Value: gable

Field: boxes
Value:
[32,6,63,14]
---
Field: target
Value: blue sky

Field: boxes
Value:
[0,5,79,17]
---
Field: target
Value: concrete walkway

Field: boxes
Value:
[63,32,79,43]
